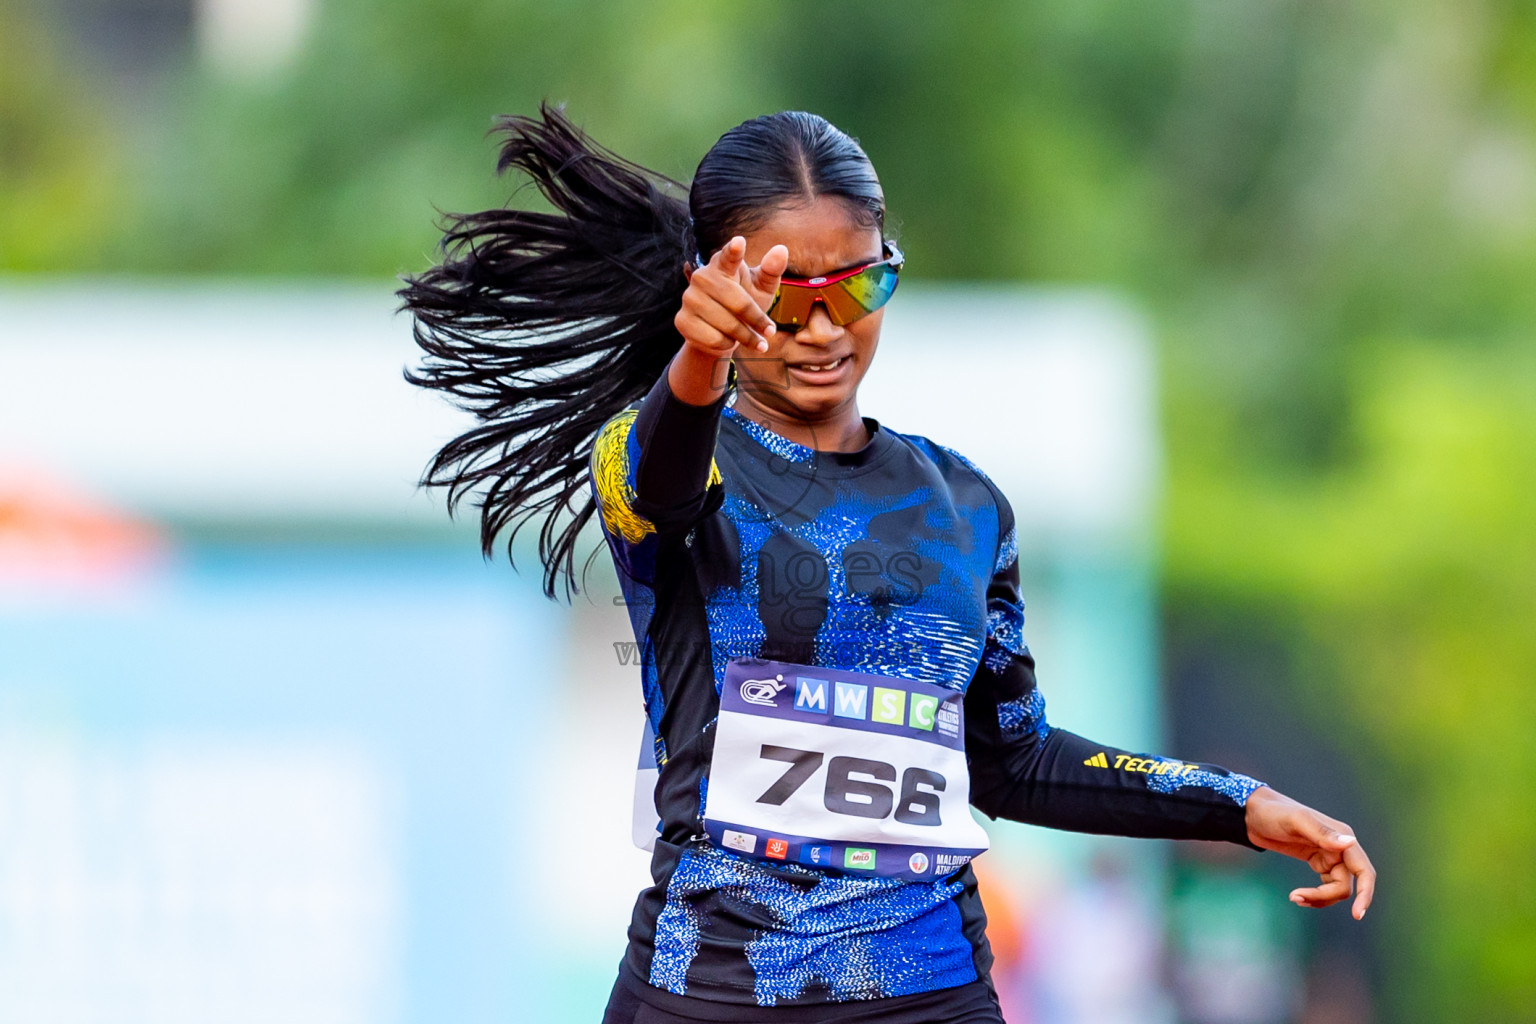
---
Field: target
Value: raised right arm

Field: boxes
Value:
[587,237,786,574]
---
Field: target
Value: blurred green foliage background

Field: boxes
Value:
[4,0,1534,1018]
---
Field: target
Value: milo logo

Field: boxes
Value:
[844,847,876,870]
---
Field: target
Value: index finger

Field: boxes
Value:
[1344,840,1376,919]
[713,236,748,277]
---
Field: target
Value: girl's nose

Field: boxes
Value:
[795,302,843,346]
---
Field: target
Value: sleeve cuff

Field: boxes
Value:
[627,370,728,533]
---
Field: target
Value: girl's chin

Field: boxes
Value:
[737,377,859,426]
[779,388,852,419]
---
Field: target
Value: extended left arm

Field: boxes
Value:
[963,482,1376,917]
[963,647,1264,847]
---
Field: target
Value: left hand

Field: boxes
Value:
[1244,785,1377,920]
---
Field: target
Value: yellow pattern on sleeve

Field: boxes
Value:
[591,409,725,545]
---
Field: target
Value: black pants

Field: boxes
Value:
[601,962,1006,1024]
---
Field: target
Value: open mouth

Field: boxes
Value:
[788,355,849,374]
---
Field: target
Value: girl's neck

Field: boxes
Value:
[732,391,871,453]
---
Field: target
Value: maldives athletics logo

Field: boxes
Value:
[739,673,788,707]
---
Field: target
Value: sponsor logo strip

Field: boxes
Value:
[704,820,982,881]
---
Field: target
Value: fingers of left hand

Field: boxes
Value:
[1343,838,1377,919]
[1289,860,1352,909]
[1307,848,1343,874]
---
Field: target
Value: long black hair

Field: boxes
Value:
[400,102,885,600]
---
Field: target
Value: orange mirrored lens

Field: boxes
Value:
[767,263,899,329]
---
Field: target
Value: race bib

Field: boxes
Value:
[702,658,990,880]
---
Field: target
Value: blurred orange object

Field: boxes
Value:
[0,462,165,585]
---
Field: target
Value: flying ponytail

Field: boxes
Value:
[401,103,886,600]
[400,103,692,599]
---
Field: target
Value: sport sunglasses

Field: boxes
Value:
[695,240,905,331]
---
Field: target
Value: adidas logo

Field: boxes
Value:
[1082,751,1109,768]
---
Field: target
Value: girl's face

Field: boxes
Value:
[733,196,885,433]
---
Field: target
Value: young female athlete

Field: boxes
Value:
[401,105,1376,1024]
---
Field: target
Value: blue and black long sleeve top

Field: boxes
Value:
[587,371,1263,1015]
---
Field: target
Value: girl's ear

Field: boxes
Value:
[683,260,696,282]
